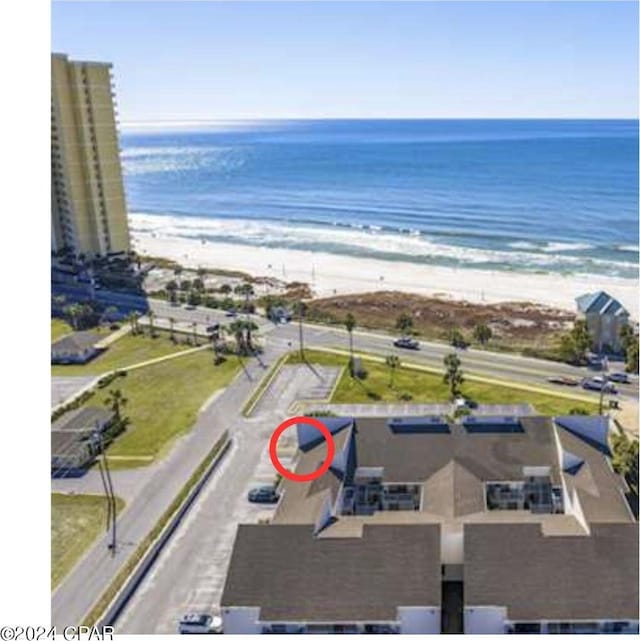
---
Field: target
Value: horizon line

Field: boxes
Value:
[121,116,639,127]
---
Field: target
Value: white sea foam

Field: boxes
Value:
[128,212,636,276]
[508,241,539,250]
[542,241,593,253]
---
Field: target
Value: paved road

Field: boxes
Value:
[116,365,341,633]
[269,323,639,402]
[53,282,637,401]
[51,343,287,628]
[52,295,637,628]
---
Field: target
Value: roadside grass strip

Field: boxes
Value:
[52,494,125,590]
[293,347,598,415]
[82,431,231,627]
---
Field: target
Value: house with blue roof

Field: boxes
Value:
[575,290,630,353]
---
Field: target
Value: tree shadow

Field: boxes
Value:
[300,354,324,380]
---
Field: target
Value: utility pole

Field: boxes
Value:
[95,427,117,555]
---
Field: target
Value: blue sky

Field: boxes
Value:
[52,1,639,122]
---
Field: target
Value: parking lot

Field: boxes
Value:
[51,375,98,408]
[116,364,341,634]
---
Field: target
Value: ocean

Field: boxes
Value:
[121,119,639,280]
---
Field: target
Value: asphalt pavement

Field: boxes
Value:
[116,365,341,633]
[51,342,287,628]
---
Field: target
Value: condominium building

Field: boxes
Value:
[51,53,130,257]
[221,414,638,634]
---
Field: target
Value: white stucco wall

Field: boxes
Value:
[464,606,507,634]
[222,607,261,634]
[397,606,441,633]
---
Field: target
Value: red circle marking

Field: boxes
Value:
[269,416,335,483]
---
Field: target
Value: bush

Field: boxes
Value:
[569,407,589,415]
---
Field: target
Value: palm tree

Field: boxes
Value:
[443,353,464,400]
[105,388,128,422]
[293,300,308,360]
[165,280,178,303]
[147,309,157,337]
[103,306,118,324]
[64,303,83,330]
[345,313,356,375]
[236,283,255,313]
[191,321,198,346]
[168,317,176,341]
[126,311,137,334]
[396,313,414,338]
[243,320,259,353]
[473,323,492,346]
[229,320,246,355]
[386,355,400,388]
[211,324,225,364]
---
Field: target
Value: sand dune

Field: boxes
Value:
[132,231,638,317]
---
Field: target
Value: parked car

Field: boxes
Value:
[547,376,579,386]
[206,323,220,334]
[586,356,607,371]
[607,372,630,384]
[225,309,238,318]
[248,486,280,504]
[393,337,420,350]
[581,377,617,394]
[454,397,478,409]
[184,304,197,311]
[178,614,222,634]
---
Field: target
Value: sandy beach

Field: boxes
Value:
[132,231,638,316]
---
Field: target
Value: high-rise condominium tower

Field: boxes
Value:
[51,53,130,257]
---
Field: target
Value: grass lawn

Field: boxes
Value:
[51,493,125,590]
[293,350,598,416]
[87,350,240,469]
[51,330,196,376]
[51,318,73,341]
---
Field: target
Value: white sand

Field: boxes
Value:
[132,232,638,316]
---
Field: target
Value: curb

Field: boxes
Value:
[85,432,232,628]
[241,352,290,417]
[309,346,599,405]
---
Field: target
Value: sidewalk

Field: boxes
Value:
[51,343,287,628]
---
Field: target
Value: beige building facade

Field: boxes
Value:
[51,53,130,257]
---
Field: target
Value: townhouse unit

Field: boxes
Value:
[221,414,638,634]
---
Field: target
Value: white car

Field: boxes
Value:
[178,614,223,634]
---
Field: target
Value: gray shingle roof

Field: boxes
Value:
[52,406,113,432]
[465,522,639,621]
[51,331,101,355]
[221,524,441,621]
